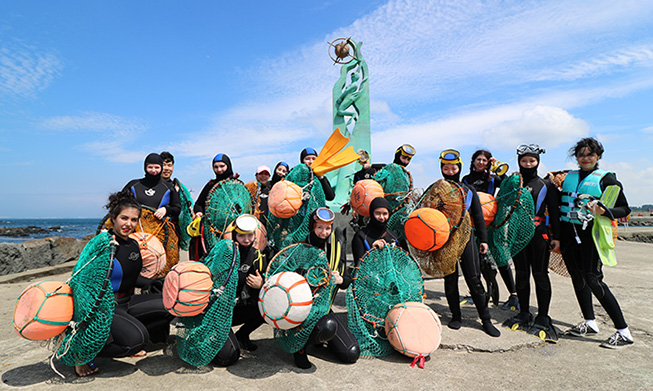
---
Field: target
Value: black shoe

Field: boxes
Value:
[236,333,258,351]
[501,295,520,311]
[566,321,599,337]
[482,320,501,337]
[528,315,559,343]
[448,318,462,330]
[600,332,634,349]
[294,349,312,369]
[502,312,532,331]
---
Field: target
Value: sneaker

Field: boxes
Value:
[566,321,599,337]
[600,332,634,349]
[501,295,520,311]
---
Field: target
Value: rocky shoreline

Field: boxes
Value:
[0,226,62,237]
[0,236,89,276]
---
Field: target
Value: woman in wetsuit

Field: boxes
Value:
[211,214,272,366]
[461,149,518,310]
[75,190,174,376]
[351,197,399,263]
[300,148,335,202]
[123,153,180,221]
[439,150,500,337]
[293,207,359,369]
[559,137,633,349]
[501,145,561,342]
[270,161,289,187]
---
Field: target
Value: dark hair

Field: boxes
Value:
[470,149,492,184]
[105,189,142,220]
[569,137,604,160]
[160,151,174,164]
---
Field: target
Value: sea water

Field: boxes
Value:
[0,218,101,243]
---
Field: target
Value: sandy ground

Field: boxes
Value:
[1,240,651,390]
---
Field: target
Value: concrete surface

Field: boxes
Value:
[1,241,651,390]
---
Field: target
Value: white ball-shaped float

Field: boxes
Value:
[258,271,313,329]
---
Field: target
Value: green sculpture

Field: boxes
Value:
[326,39,371,208]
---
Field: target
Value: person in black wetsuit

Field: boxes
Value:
[300,147,335,202]
[189,153,238,260]
[246,165,272,225]
[212,214,272,366]
[292,207,358,369]
[559,137,633,349]
[74,190,174,377]
[501,145,561,342]
[123,153,181,221]
[461,149,518,310]
[439,150,500,337]
[270,161,289,187]
[351,197,399,263]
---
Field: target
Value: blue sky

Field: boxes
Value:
[1,0,652,218]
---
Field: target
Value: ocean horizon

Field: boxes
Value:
[0,218,102,243]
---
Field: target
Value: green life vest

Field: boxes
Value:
[560,169,609,224]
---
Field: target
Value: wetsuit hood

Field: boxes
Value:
[364,197,391,239]
[306,209,330,250]
[213,153,234,182]
[300,148,318,164]
[143,153,163,187]
[441,163,462,183]
[518,153,540,182]
[270,161,289,186]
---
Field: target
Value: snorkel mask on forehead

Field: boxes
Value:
[516,144,546,155]
[232,214,258,234]
[396,144,416,158]
[439,149,462,165]
[314,207,335,224]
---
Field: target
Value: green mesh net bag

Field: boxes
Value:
[55,232,115,366]
[265,243,334,353]
[176,239,239,366]
[487,173,535,267]
[175,178,194,251]
[266,165,327,249]
[203,179,252,251]
[346,245,424,357]
[98,206,179,277]
[408,180,471,278]
[374,163,414,241]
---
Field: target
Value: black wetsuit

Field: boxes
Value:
[559,169,630,330]
[512,169,560,326]
[99,231,173,358]
[462,170,517,297]
[353,163,386,183]
[123,177,181,219]
[351,198,399,266]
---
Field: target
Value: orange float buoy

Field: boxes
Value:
[129,232,166,278]
[350,179,385,216]
[13,280,74,341]
[163,262,213,317]
[405,208,450,251]
[385,302,442,365]
[268,180,303,218]
[477,192,498,227]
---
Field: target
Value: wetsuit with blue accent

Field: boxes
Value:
[100,230,173,358]
[558,168,630,330]
[123,154,180,219]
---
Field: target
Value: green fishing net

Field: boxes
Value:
[408,180,472,278]
[346,245,423,357]
[265,243,334,353]
[55,232,115,366]
[374,163,413,241]
[487,173,535,267]
[176,239,239,367]
[203,179,252,251]
[175,178,194,251]
[266,164,326,249]
[98,206,179,277]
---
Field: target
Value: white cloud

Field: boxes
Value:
[601,160,653,207]
[0,41,63,98]
[482,106,589,150]
[642,126,653,133]
[80,140,148,164]
[39,112,147,136]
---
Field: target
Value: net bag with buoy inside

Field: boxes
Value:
[258,271,313,329]
[346,246,424,357]
[385,302,442,368]
[268,180,304,219]
[408,180,471,278]
[405,208,450,251]
[175,178,194,251]
[266,165,327,249]
[129,232,166,279]
[374,163,414,241]
[13,281,74,341]
[176,239,240,367]
[202,179,253,252]
[477,192,498,227]
[487,173,535,268]
[98,206,179,277]
[265,243,334,353]
[55,232,115,366]
[350,179,384,217]
[163,261,213,317]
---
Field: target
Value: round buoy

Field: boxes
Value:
[258,271,313,329]
[350,179,384,216]
[405,208,451,251]
[163,261,213,317]
[268,181,304,219]
[385,302,442,358]
[13,280,74,341]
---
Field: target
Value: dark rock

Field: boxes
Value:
[0,226,49,237]
[0,236,90,276]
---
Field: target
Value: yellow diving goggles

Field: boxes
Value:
[439,149,462,165]
[396,144,416,158]
[232,214,259,234]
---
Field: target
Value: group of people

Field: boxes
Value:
[72,135,633,377]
